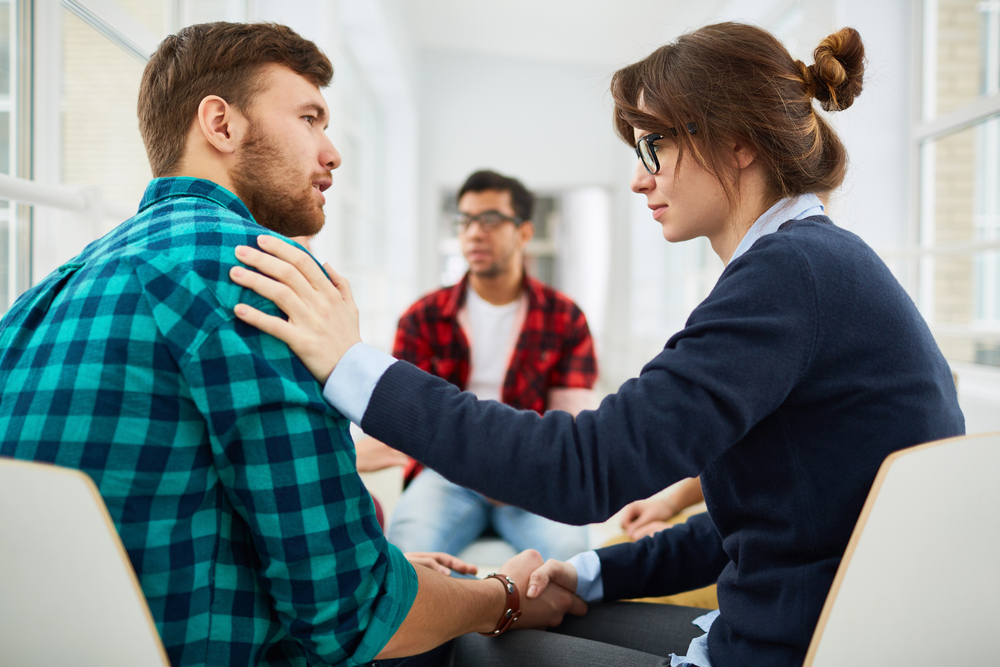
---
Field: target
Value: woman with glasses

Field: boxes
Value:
[230,22,964,667]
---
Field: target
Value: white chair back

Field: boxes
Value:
[0,457,170,666]
[805,432,1000,666]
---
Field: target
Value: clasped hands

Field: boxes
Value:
[406,550,587,631]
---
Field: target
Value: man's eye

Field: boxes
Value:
[303,116,316,125]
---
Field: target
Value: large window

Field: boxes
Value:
[0,0,22,313]
[1,0,403,335]
[918,0,1000,367]
[62,3,157,220]
[29,0,259,288]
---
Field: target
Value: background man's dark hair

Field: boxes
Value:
[138,22,333,177]
[457,170,534,222]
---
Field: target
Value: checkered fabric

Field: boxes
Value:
[393,272,597,483]
[0,177,416,667]
[393,273,597,412]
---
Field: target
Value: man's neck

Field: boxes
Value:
[468,271,523,306]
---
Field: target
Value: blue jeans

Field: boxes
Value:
[386,469,590,562]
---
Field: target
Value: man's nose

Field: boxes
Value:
[322,134,342,170]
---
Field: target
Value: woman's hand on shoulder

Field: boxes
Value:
[230,235,360,383]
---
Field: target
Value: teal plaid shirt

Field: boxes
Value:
[0,177,417,666]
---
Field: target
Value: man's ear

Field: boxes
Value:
[196,95,246,156]
[517,220,535,247]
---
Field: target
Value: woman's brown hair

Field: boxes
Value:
[611,23,865,202]
[138,22,333,178]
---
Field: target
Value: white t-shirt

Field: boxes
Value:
[465,286,520,402]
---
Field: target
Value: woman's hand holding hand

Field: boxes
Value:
[230,235,360,383]
[526,557,580,601]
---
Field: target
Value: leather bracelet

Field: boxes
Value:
[479,573,522,636]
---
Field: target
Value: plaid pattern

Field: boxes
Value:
[0,177,416,667]
[393,273,597,482]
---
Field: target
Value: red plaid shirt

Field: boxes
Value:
[394,272,598,482]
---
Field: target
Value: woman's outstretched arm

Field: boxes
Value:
[230,235,816,525]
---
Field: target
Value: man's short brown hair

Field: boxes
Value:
[138,22,333,177]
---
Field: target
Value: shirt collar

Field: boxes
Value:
[728,192,825,264]
[137,177,254,221]
[445,271,549,318]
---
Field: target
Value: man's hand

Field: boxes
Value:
[499,550,587,629]
[230,235,360,383]
[356,436,410,472]
[405,552,477,577]
[620,497,679,541]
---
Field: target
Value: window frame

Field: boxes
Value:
[910,0,1000,366]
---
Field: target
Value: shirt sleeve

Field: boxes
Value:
[566,550,604,602]
[186,323,412,666]
[140,255,415,667]
[322,343,397,425]
[392,308,437,372]
[548,304,598,389]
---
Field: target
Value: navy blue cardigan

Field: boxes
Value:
[361,217,965,667]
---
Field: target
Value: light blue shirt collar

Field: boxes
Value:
[728,193,825,265]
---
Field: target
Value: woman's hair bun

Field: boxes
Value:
[798,27,865,112]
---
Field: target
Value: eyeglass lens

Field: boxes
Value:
[637,134,660,174]
[456,211,516,230]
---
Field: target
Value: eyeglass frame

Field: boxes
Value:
[635,122,699,175]
[454,210,525,232]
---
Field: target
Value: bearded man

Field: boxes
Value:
[0,22,582,667]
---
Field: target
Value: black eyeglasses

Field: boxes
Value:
[635,123,699,175]
[455,210,523,231]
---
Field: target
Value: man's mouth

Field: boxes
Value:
[312,178,333,193]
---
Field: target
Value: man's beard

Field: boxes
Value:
[471,261,503,279]
[468,244,517,279]
[230,123,327,238]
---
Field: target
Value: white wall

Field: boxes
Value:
[416,50,625,286]
[332,0,422,352]
[825,0,915,257]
